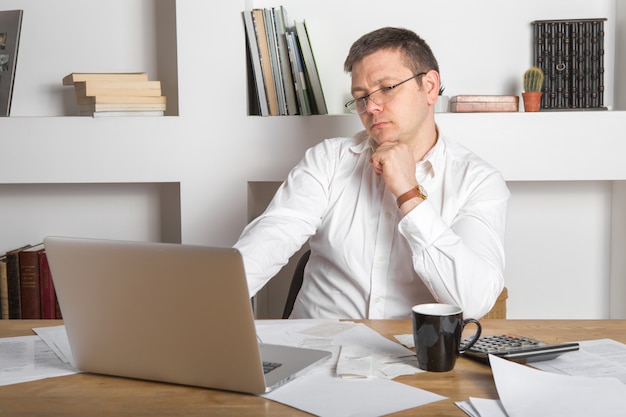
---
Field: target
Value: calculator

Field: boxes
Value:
[463,334,580,364]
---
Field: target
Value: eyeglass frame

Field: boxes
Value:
[344,72,428,114]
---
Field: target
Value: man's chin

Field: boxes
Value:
[371,136,398,146]
[368,125,399,145]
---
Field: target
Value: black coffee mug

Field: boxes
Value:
[412,303,481,372]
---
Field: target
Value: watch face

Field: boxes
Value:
[418,185,428,199]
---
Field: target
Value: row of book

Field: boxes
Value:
[243,7,327,116]
[63,72,167,117]
[0,243,62,320]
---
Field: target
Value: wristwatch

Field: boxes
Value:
[396,184,428,208]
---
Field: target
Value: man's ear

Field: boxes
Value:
[423,70,441,105]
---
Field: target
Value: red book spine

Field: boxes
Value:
[39,250,57,319]
[19,246,43,319]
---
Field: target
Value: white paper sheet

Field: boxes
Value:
[490,354,626,417]
[264,366,445,417]
[456,398,507,417]
[32,325,75,366]
[531,338,626,383]
[0,334,77,386]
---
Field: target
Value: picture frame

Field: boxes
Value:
[0,10,23,117]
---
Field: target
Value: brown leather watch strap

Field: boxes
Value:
[396,185,427,207]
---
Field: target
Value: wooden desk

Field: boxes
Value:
[0,319,624,416]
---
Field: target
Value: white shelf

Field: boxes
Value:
[0,116,183,184]
[435,110,626,181]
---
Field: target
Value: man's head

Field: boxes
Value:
[344,27,439,76]
[344,27,441,152]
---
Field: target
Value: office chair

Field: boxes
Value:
[482,287,508,319]
[282,249,508,319]
[282,250,310,319]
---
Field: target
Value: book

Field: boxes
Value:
[76,95,166,105]
[5,244,31,319]
[242,10,269,116]
[0,256,8,319]
[83,110,165,117]
[273,6,298,115]
[294,20,327,115]
[78,103,166,113]
[264,8,286,115]
[0,9,23,116]
[38,249,59,319]
[252,9,279,116]
[74,80,162,97]
[19,243,45,319]
[285,31,311,115]
[77,95,166,113]
[63,72,149,86]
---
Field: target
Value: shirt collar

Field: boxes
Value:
[349,130,376,155]
[349,128,444,177]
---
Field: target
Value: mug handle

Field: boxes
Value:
[459,318,482,354]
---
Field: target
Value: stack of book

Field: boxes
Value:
[63,72,166,116]
[243,6,327,116]
[0,243,62,320]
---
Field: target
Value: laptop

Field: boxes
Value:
[43,236,331,394]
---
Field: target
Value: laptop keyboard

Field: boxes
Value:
[262,361,282,374]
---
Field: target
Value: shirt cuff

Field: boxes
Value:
[398,201,449,251]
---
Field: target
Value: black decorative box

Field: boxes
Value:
[532,18,607,111]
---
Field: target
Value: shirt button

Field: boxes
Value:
[385,212,392,220]
[374,297,381,303]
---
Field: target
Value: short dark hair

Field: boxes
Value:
[344,27,440,77]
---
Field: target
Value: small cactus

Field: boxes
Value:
[523,66,544,92]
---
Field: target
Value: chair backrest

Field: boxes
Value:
[282,249,508,320]
[282,250,310,319]
[482,287,508,319]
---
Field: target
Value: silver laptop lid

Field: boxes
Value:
[44,236,269,393]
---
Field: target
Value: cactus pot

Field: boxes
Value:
[522,91,542,112]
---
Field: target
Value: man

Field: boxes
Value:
[234,27,510,319]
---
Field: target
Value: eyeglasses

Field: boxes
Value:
[344,72,427,114]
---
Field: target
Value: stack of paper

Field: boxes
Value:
[0,326,77,386]
[457,352,626,417]
[256,320,445,416]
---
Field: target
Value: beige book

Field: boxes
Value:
[62,72,149,86]
[77,95,166,105]
[78,102,166,113]
[74,80,162,97]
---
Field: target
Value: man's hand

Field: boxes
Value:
[369,141,419,198]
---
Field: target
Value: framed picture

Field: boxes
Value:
[0,10,23,117]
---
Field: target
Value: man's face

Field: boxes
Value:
[350,49,436,147]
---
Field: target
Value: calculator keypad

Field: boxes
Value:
[468,334,544,354]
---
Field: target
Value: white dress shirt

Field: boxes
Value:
[234,129,510,319]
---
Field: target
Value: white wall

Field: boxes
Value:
[1,0,625,320]
[505,182,612,319]
[0,183,181,248]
